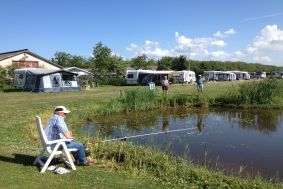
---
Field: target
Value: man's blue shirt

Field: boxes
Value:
[45,114,69,141]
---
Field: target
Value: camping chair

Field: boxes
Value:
[33,116,77,173]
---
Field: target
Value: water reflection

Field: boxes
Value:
[83,108,283,178]
[195,110,205,133]
[162,111,170,133]
[211,109,281,134]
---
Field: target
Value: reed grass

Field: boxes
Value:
[215,79,283,106]
[100,87,213,114]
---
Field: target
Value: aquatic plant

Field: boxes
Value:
[215,79,282,106]
[121,88,159,111]
[238,79,280,104]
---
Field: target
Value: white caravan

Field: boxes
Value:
[231,71,250,80]
[204,71,236,81]
[173,70,196,83]
[255,71,266,79]
[204,71,219,81]
[126,70,154,85]
[126,69,174,85]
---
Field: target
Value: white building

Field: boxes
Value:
[0,49,61,69]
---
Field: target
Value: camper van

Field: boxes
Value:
[126,70,154,85]
[216,71,236,81]
[126,69,173,85]
[204,71,236,81]
[255,71,266,79]
[14,68,80,92]
[173,70,196,83]
[232,71,250,80]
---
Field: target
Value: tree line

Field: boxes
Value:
[52,42,283,77]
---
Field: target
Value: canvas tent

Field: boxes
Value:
[64,67,93,77]
[14,68,80,92]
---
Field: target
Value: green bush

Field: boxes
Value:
[0,66,16,91]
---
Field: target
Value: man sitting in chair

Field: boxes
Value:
[45,106,92,166]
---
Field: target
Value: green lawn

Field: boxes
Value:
[0,82,282,188]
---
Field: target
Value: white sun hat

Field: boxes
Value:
[54,106,71,114]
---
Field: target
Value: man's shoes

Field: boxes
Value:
[81,160,94,166]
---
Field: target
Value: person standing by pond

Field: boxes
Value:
[196,75,204,93]
[161,76,169,95]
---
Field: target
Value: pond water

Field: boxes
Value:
[82,108,283,179]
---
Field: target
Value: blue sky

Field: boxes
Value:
[0,0,283,66]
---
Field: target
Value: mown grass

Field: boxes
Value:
[0,81,283,188]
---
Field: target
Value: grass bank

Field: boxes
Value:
[0,81,282,188]
[99,79,283,114]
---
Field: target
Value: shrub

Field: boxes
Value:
[0,66,16,91]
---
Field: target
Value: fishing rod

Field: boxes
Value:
[90,127,199,144]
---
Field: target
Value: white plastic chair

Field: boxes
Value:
[33,116,77,173]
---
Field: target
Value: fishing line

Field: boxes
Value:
[91,127,199,143]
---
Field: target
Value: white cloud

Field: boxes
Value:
[224,29,236,35]
[214,28,236,38]
[126,25,283,66]
[210,40,226,47]
[175,32,192,47]
[127,30,231,60]
[253,25,283,51]
[253,55,272,63]
[126,43,139,51]
[210,51,230,58]
[233,24,283,64]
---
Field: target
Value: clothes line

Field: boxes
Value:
[95,127,199,143]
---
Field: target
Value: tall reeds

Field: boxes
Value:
[215,79,282,106]
[121,88,159,111]
[238,79,280,104]
[99,87,218,114]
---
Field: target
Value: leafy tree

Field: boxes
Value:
[52,51,72,67]
[130,54,150,69]
[108,55,126,76]
[91,42,112,76]
[148,58,156,69]
[69,55,85,68]
[171,55,187,71]
[52,51,91,68]
[157,56,173,70]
